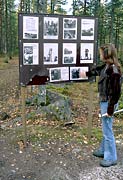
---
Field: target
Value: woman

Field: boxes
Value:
[86,43,122,167]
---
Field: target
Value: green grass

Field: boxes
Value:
[0,123,103,148]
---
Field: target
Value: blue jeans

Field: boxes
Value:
[99,102,117,162]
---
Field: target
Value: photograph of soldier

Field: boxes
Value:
[43,43,58,64]
[63,18,77,39]
[44,17,59,39]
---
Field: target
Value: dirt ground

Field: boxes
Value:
[0,129,123,180]
[1,58,123,180]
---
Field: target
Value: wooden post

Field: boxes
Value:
[87,82,93,141]
[21,86,27,147]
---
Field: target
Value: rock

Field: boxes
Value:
[25,89,73,121]
[41,98,72,121]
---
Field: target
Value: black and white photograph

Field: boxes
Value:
[63,43,77,64]
[49,67,69,82]
[23,43,39,65]
[43,43,58,64]
[80,43,94,63]
[70,67,88,80]
[63,18,77,39]
[23,16,39,39]
[81,19,95,40]
[43,17,59,39]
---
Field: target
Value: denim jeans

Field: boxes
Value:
[99,101,117,162]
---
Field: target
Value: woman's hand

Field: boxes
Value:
[79,71,87,78]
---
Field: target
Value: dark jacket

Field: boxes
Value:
[86,63,121,115]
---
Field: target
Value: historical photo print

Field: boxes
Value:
[23,43,39,65]
[70,67,88,80]
[81,19,95,40]
[23,16,39,39]
[63,43,77,64]
[80,43,94,63]
[43,43,58,64]
[49,67,69,82]
[43,17,59,39]
[63,18,77,40]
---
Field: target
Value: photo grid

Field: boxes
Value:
[21,15,97,83]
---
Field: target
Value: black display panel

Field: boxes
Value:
[18,13,98,85]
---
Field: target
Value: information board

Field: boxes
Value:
[18,13,98,85]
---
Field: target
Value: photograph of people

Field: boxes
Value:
[23,43,39,65]
[23,46,33,65]
[63,18,77,39]
[49,67,69,82]
[80,43,94,63]
[63,43,77,64]
[50,69,61,81]
[70,67,88,80]
[81,19,95,40]
[43,17,59,39]
[43,43,58,64]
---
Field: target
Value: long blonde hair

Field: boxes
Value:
[99,43,122,74]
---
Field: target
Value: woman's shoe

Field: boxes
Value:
[93,150,104,158]
[100,159,117,167]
